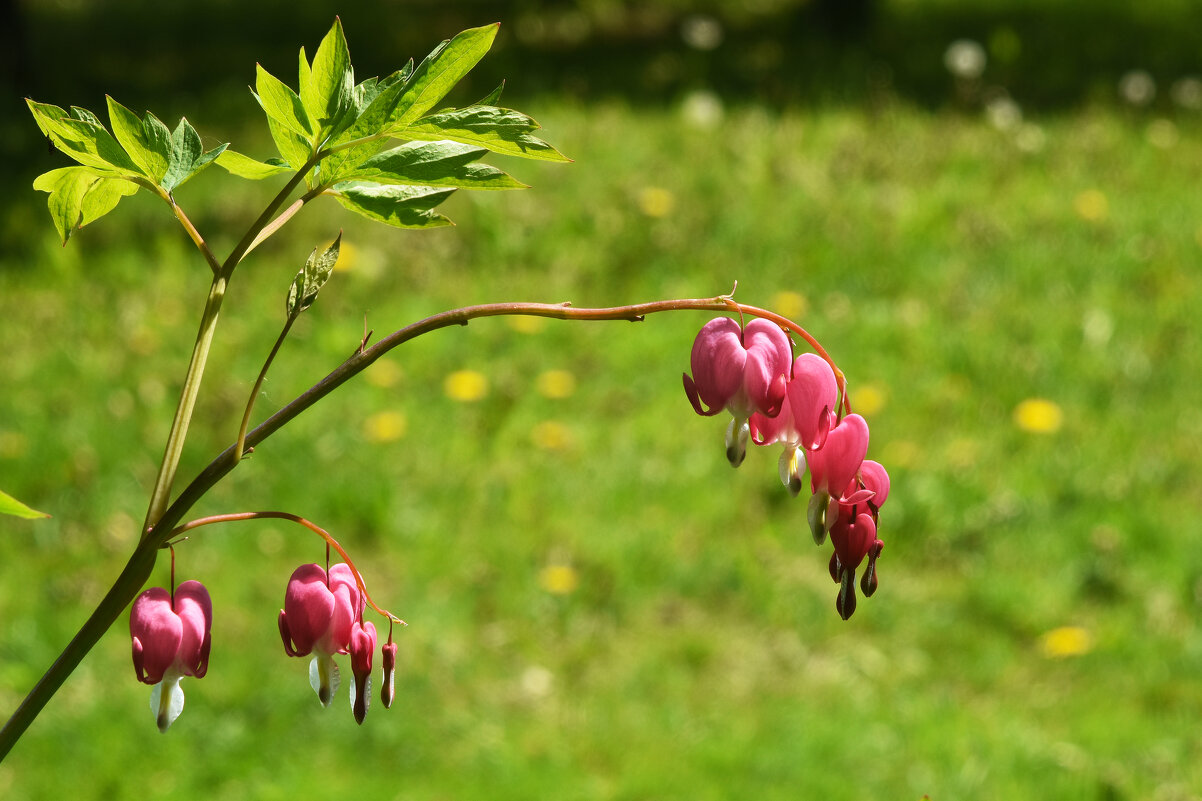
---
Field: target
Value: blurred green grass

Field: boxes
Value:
[2,97,1202,799]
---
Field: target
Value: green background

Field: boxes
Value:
[2,1,1201,798]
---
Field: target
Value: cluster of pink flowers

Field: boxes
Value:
[683,316,890,619]
[278,562,396,723]
[130,561,396,731]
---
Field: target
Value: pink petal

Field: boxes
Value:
[741,319,792,416]
[831,512,877,571]
[858,460,890,510]
[687,318,747,413]
[327,564,362,653]
[809,414,869,497]
[786,354,838,449]
[282,564,336,657]
[130,588,183,685]
[172,580,212,678]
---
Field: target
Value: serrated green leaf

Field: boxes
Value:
[388,24,499,133]
[0,489,50,520]
[334,65,411,143]
[215,149,293,180]
[337,140,526,190]
[27,99,145,177]
[266,114,314,174]
[33,167,138,244]
[70,106,104,127]
[404,105,570,163]
[106,96,171,181]
[255,64,314,139]
[161,118,228,192]
[301,18,354,135]
[286,232,341,315]
[331,182,455,229]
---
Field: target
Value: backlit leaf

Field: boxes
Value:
[387,24,499,133]
[403,105,570,162]
[301,18,354,135]
[27,99,144,176]
[161,117,228,192]
[33,166,139,244]
[0,489,50,520]
[337,140,525,190]
[106,96,171,181]
[215,149,293,180]
[254,64,314,139]
[330,182,455,229]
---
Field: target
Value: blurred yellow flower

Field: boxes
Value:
[445,370,489,402]
[1074,189,1108,222]
[770,290,808,321]
[1039,626,1093,658]
[364,359,402,388]
[333,240,357,272]
[539,564,579,595]
[638,187,675,218]
[531,420,572,451]
[1014,398,1063,434]
[536,369,576,399]
[507,316,545,334]
[0,431,29,459]
[363,410,407,443]
[850,384,886,417]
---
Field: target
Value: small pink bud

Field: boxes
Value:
[349,621,377,725]
[380,640,398,709]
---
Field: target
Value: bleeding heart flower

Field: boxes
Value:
[130,580,212,733]
[750,352,839,494]
[683,317,792,466]
[278,563,362,707]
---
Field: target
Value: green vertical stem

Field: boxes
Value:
[141,273,228,538]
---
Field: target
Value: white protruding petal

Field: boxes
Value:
[150,677,185,733]
[725,417,750,467]
[778,446,805,496]
[309,654,341,707]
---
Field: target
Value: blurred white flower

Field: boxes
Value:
[1146,118,1178,149]
[985,96,1022,131]
[680,89,725,128]
[944,39,986,80]
[681,15,723,51]
[1118,70,1156,106]
[1170,76,1202,109]
[1015,123,1046,153]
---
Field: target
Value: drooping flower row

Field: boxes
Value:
[683,315,890,619]
[130,561,395,731]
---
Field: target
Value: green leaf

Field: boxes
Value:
[403,105,570,162]
[32,167,138,244]
[105,96,171,181]
[286,232,341,316]
[337,140,526,190]
[254,64,314,139]
[387,24,499,133]
[300,18,354,135]
[27,99,145,177]
[215,149,293,180]
[330,182,455,229]
[0,489,49,520]
[161,118,228,192]
[266,114,314,173]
